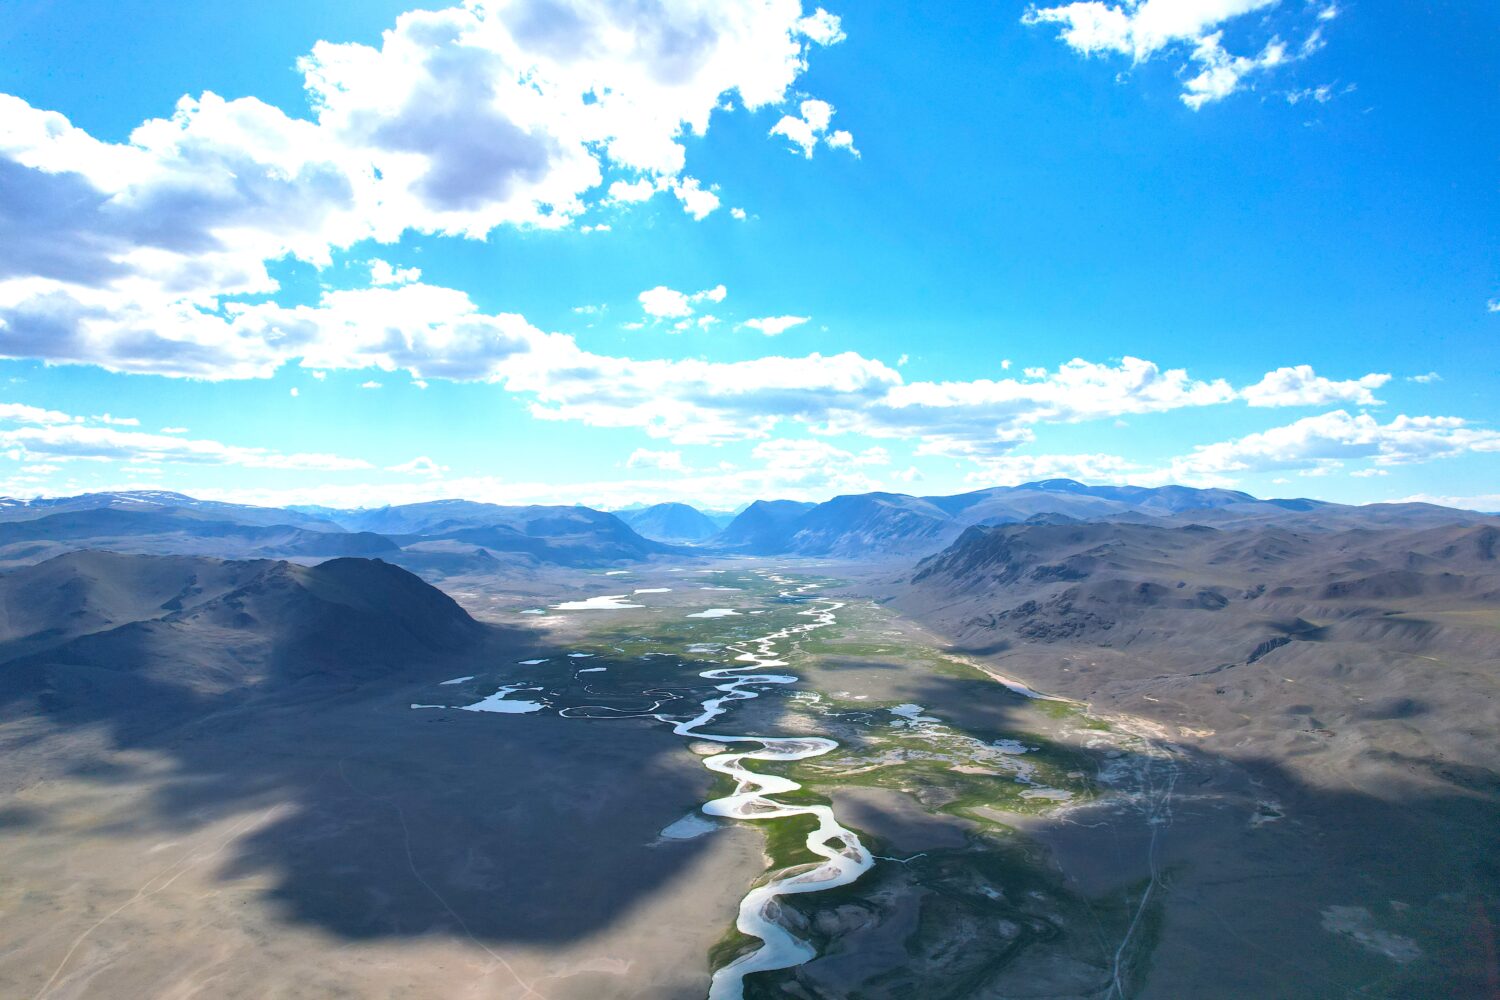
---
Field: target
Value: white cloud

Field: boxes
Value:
[1407,371,1441,384]
[626,447,689,472]
[743,315,810,335]
[8,264,1409,469]
[0,421,371,470]
[1181,33,1287,110]
[1170,409,1500,480]
[369,259,422,286]
[639,285,694,319]
[770,98,857,157]
[638,282,726,319]
[0,1,846,376]
[0,402,78,425]
[963,452,1143,486]
[159,426,189,434]
[730,207,748,220]
[289,387,300,397]
[1487,299,1500,313]
[1024,0,1326,108]
[360,380,382,389]
[795,8,847,46]
[826,129,859,155]
[1240,365,1389,407]
[1023,0,1277,60]
[849,356,1237,458]
[608,177,659,203]
[90,413,141,426]
[751,438,889,469]
[671,176,721,219]
[387,455,447,476]
[1285,81,1352,105]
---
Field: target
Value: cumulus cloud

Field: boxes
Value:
[1170,409,1500,480]
[0,402,78,426]
[0,1,846,377]
[0,401,375,474]
[743,315,810,335]
[369,259,422,286]
[638,282,726,319]
[1240,365,1389,407]
[847,356,1237,458]
[607,177,659,203]
[1024,0,1328,108]
[638,285,694,319]
[770,98,857,157]
[0,422,371,470]
[670,176,721,219]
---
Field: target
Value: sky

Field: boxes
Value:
[0,0,1496,512]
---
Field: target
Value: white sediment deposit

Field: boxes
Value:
[460,685,545,714]
[555,594,644,610]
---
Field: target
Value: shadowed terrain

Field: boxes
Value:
[0,492,1497,998]
[0,551,760,999]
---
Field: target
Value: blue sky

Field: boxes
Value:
[0,0,1495,510]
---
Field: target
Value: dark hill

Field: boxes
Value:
[0,552,485,711]
[713,499,818,553]
[617,502,720,543]
[782,492,956,557]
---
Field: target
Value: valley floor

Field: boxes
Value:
[1,557,1494,998]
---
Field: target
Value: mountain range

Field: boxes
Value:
[708,479,1489,558]
[0,482,1488,577]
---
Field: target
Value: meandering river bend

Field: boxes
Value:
[659,585,873,999]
